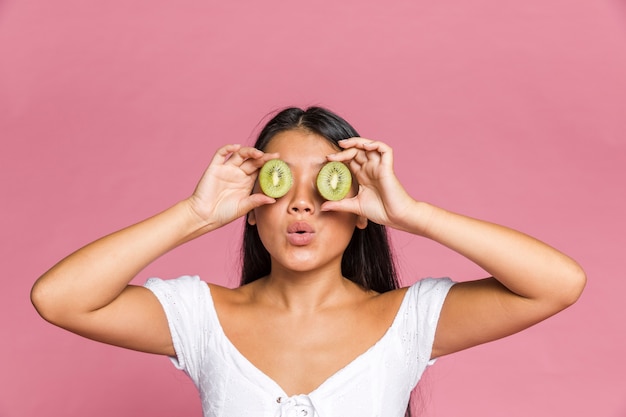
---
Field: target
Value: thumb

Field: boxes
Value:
[240,193,276,215]
[239,193,276,215]
[321,196,361,216]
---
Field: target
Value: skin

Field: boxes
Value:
[31,129,586,397]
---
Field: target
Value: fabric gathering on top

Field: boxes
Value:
[144,275,454,417]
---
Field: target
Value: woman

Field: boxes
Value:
[31,106,586,416]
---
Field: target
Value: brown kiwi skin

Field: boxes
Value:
[316,161,352,201]
[258,159,293,198]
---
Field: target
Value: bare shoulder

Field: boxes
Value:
[365,286,410,318]
[206,280,258,305]
[205,281,239,297]
[205,281,267,323]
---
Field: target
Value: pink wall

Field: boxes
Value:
[2,1,625,416]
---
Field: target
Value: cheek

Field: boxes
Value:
[253,219,275,254]
[325,212,359,238]
[251,205,283,240]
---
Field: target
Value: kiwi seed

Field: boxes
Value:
[259,159,293,198]
[316,161,352,201]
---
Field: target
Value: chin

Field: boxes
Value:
[274,256,340,275]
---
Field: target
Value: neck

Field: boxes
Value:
[255,265,357,313]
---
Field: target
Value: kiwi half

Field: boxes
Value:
[317,161,352,201]
[259,159,293,198]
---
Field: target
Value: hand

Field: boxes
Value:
[187,144,277,230]
[322,138,416,231]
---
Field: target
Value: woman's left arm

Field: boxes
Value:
[405,202,586,358]
[325,137,586,358]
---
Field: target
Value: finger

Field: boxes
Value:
[347,159,362,177]
[363,148,382,166]
[240,193,276,213]
[331,138,389,160]
[212,144,242,165]
[354,150,369,166]
[238,151,280,175]
[326,146,359,162]
[340,138,392,155]
[226,146,265,166]
[331,147,380,175]
[360,141,393,165]
[337,137,375,149]
[239,157,269,176]
[327,149,364,176]
[229,148,280,176]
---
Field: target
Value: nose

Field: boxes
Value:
[287,176,316,214]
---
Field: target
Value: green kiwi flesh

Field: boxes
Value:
[259,159,293,198]
[317,161,352,201]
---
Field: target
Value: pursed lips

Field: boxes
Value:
[286,222,315,245]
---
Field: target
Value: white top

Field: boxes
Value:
[145,275,454,417]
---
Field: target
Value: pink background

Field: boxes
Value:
[2,1,625,416]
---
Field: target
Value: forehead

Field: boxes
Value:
[264,130,339,163]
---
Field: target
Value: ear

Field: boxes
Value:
[355,215,368,230]
[247,209,257,226]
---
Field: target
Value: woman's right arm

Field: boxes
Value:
[31,145,276,355]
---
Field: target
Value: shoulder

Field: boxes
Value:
[402,277,456,316]
[145,276,246,300]
[206,280,260,321]
[367,286,408,313]
[407,277,456,298]
[369,277,454,309]
[386,278,455,333]
[145,275,207,292]
[144,275,208,302]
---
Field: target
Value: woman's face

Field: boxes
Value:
[248,129,367,276]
